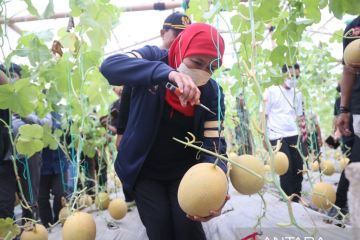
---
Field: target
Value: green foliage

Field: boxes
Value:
[0,79,39,117]
[22,0,55,18]
[15,124,44,157]
[43,0,55,18]
[43,125,63,150]
[328,0,360,19]
[0,218,20,240]
[329,29,343,43]
[11,31,53,66]
[23,0,40,17]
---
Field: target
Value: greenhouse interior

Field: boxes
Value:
[0,0,360,239]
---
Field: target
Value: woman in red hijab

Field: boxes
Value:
[101,23,227,240]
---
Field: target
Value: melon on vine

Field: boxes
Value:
[177,163,228,217]
[311,182,336,210]
[108,198,128,220]
[20,223,48,240]
[230,154,265,195]
[62,212,96,240]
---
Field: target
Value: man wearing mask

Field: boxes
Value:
[262,64,304,202]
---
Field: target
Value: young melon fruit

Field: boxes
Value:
[230,154,265,195]
[344,39,360,65]
[177,163,228,217]
[79,194,93,207]
[62,212,96,240]
[340,157,350,170]
[334,151,341,161]
[108,198,128,220]
[274,152,289,175]
[20,224,48,240]
[311,182,336,210]
[59,207,71,224]
[311,161,320,171]
[321,160,335,176]
[264,164,271,172]
[95,192,110,210]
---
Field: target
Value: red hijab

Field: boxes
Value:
[165,23,225,117]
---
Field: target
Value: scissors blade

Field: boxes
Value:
[198,103,216,115]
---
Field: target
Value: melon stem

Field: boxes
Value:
[173,137,263,179]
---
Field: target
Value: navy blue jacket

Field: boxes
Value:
[41,112,67,175]
[100,46,227,200]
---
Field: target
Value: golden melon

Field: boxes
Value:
[20,224,48,240]
[79,194,93,207]
[340,157,350,170]
[95,192,110,210]
[108,198,128,220]
[311,182,336,210]
[63,212,96,240]
[321,160,335,176]
[344,39,360,65]
[177,163,228,217]
[230,154,265,195]
[59,207,71,224]
[274,152,289,175]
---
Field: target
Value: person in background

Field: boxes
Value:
[100,86,123,135]
[100,23,227,240]
[7,64,53,222]
[234,94,254,155]
[0,64,18,219]
[262,63,304,202]
[0,63,52,222]
[39,112,67,227]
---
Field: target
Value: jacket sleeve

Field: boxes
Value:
[22,113,52,127]
[12,113,52,136]
[200,81,227,172]
[100,48,173,88]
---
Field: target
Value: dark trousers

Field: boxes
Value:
[271,135,304,200]
[134,178,206,240]
[335,135,360,210]
[0,160,16,218]
[39,174,65,227]
[17,153,42,220]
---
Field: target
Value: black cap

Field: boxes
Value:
[163,12,191,30]
[0,63,22,77]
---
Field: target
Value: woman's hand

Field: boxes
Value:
[168,71,200,107]
[186,195,230,222]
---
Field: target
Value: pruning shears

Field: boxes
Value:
[165,82,216,115]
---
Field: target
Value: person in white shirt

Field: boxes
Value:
[262,63,304,202]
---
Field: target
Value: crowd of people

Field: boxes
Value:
[0,9,359,240]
